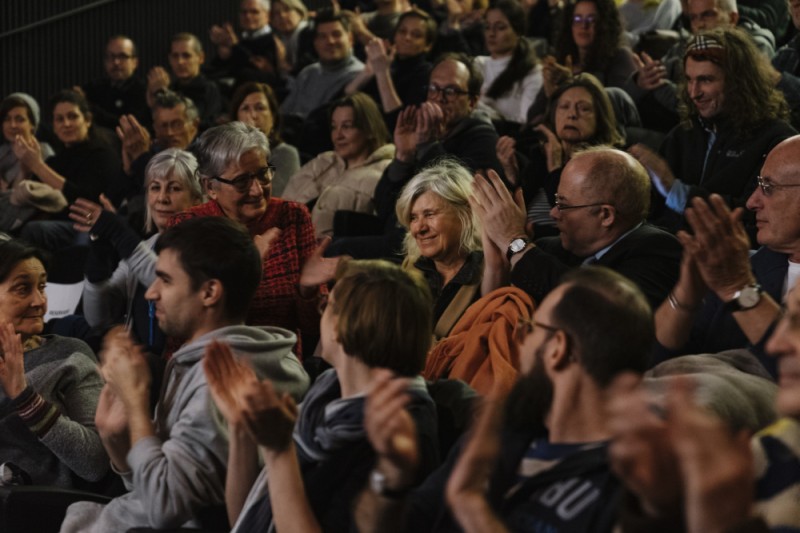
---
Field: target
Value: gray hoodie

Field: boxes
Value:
[61,325,310,533]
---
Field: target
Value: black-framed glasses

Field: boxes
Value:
[572,14,597,27]
[212,166,275,193]
[756,175,800,197]
[426,84,469,101]
[554,194,611,211]
[514,317,560,345]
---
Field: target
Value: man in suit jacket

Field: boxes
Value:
[474,146,681,309]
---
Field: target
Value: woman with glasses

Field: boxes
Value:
[474,0,543,125]
[282,93,394,238]
[395,160,484,339]
[68,149,203,371]
[170,122,335,357]
[500,73,622,237]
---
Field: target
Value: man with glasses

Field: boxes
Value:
[82,35,150,130]
[355,267,654,533]
[654,135,800,377]
[474,146,680,309]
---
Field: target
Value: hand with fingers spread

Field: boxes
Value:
[469,169,528,252]
[607,373,682,518]
[239,378,299,454]
[299,236,344,296]
[12,133,44,172]
[416,101,445,144]
[95,383,130,441]
[628,143,676,197]
[366,38,394,75]
[535,124,565,172]
[0,322,28,399]
[542,55,573,98]
[496,136,520,185]
[633,52,667,91]
[446,393,509,532]
[204,339,259,427]
[394,106,419,162]
[117,114,152,173]
[666,377,754,533]
[678,194,755,301]
[365,369,419,491]
[100,326,151,412]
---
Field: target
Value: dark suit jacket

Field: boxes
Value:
[654,246,786,378]
[510,223,682,309]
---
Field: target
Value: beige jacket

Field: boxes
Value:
[282,144,395,237]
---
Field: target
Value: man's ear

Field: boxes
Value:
[205,178,218,199]
[545,329,572,371]
[200,279,224,309]
[729,11,739,26]
[599,205,616,227]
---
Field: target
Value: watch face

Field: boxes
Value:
[738,286,761,308]
[510,238,526,253]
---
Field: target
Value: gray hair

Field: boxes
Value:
[274,0,308,18]
[171,32,204,55]
[152,91,200,124]
[251,0,271,11]
[195,121,271,181]
[716,0,737,14]
[396,159,481,266]
[144,148,203,232]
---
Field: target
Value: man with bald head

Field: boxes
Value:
[655,135,800,376]
[474,146,682,309]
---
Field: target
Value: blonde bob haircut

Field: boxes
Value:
[396,159,482,267]
[331,259,432,376]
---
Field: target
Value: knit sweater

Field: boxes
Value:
[0,335,107,488]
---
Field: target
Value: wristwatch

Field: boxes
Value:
[506,237,531,261]
[723,283,763,312]
[370,469,410,499]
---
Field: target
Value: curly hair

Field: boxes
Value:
[484,0,540,100]
[555,0,623,74]
[678,27,789,132]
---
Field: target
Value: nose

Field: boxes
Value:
[248,175,264,196]
[745,186,763,211]
[31,287,46,307]
[688,81,702,100]
[144,280,158,301]
[549,204,560,220]
[157,187,169,203]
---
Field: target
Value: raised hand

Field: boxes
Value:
[394,106,419,162]
[12,134,44,171]
[239,378,298,453]
[117,114,152,173]
[147,67,171,96]
[95,383,129,440]
[628,143,676,198]
[496,136,519,185]
[469,169,527,252]
[100,327,151,412]
[69,197,107,233]
[254,227,281,261]
[542,55,573,98]
[299,237,344,295]
[633,52,667,91]
[364,369,419,490]
[0,322,28,399]
[416,101,444,144]
[366,38,394,74]
[534,124,565,172]
[204,339,258,426]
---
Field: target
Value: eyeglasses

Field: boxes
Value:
[514,316,560,345]
[105,53,135,62]
[212,166,275,193]
[426,84,469,101]
[553,194,611,211]
[572,14,597,27]
[756,175,800,197]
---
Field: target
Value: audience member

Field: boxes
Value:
[82,36,149,130]
[169,122,338,355]
[231,81,300,196]
[345,8,436,128]
[630,28,796,233]
[60,216,309,532]
[0,239,107,489]
[395,160,483,338]
[147,33,223,130]
[270,0,313,73]
[773,0,800,79]
[209,259,438,532]
[355,266,653,532]
[15,89,122,250]
[654,136,800,377]
[209,0,285,89]
[501,73,623,237]
[282,92,394,237]
[70,149,203,365]
[434,0,488,57]
[474,0,543,125]
[0,93,54,192]
[475,146,681,309]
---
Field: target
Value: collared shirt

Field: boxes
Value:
[242,24,272,39]
[583,222,644,265]
[414,251,484,322]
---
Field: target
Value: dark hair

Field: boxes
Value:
[546,73,623,147]
[551,266,652,387]
[152,91,200,124]
[171,32,203,55]
[395,8,438,48]
[328,92,390,156]
[331,260,432,376]
[0,96,36,143]
[678,27,790,131]
[312,8,351,36]
[106,34,138,57]
[231,82,285,146]
[155,217,261,322]
[555,0,623,74]
[484,0,539,100]
[49,89,91,123]
[432,52,484,97]
[0,240,49,283]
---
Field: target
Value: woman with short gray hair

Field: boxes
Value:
[395,159,484,338]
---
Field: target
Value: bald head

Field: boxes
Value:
[571,147,651,225]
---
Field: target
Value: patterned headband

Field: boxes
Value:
[684,34,725,64]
